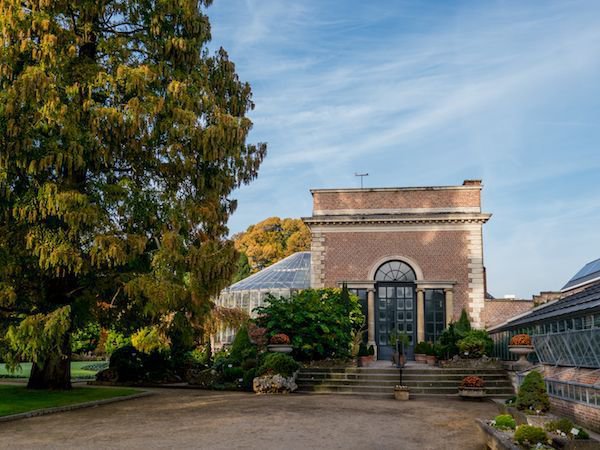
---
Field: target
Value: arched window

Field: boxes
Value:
[374,260,416,282]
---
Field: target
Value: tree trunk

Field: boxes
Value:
[27,333,72,390]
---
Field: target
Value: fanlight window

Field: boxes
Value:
[375,261,416,282]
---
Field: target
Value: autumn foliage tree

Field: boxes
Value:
[233,217,310,275]
[0,0,265,389]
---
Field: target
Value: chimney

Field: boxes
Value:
[463,179,482,186]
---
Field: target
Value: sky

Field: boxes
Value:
[205,0,600,299]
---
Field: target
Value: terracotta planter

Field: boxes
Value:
[414,353,427,364]
[426,355,436,366]
[458,387,486,398]
[394,387,410,400]
[358,356,373,367]
[267,344,293,353]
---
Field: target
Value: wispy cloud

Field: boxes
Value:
[207,0,600,297]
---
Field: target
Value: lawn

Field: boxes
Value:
[0,361,108,379]
[0,385,141,417]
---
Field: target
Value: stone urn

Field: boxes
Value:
[267,344,293,353]
[508,345,535,367]
[458,387,486,399]
[426,355,436,366]
[394,385,410,401]
[414,353,427,364]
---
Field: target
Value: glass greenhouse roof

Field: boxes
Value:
[225,252,311,292]
[562,257,600,291]
[497,281,600,330]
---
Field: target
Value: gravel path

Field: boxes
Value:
[0,388,497,449]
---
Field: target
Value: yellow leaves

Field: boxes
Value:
[131,326,170,354]
[25,227,85,276]
[116,65,155,96]
[4,306,71,369]
[0,283,17,307]
[90,234,148,268]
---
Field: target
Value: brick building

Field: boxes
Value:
[303,180,491,360]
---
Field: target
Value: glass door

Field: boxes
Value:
[376,283,416,360]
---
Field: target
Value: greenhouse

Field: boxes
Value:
[489,257,600,415]
[213,252,311,346]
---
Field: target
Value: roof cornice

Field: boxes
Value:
[303,212,492,226]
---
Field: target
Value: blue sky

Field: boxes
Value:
[206,0,600,298]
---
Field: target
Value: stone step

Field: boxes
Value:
[298,373,509,381]
[296,379,512,388]
[297,384,514,396]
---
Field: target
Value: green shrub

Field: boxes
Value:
[514,425,547,446]
[545,418,574,434]
[357,342,370,357]
[108,345,145,382]
[241,358,257,371]
[414,341,430,354]
[368,345,375,356]
[455,309,472,334]
[242,367,257,390]
[104,329,131,356]
[515,371,550,413]
[229,324,257,365]
[438,323,461,358]
[457,330,494,358]
[222,365,244,382]
[575,427,590,440]
[493,414,516,430]
[71,322,101,354]
[257,352,299,377]
[255,288,364,361]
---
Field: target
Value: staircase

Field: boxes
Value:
[296,366,514,398]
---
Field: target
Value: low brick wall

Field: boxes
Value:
[550,397,600,433]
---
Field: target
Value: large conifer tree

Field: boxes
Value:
[0,0,266,389]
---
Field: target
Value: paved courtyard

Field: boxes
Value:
[0,388,497,449]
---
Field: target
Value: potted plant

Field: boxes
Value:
[389,331,410,367]
[394,384,410,401]
[267,333,293,353]
[458,375,486,398]
[414,341,429,364]
[357,342,373,367]
[425,342,437,366]
[508,334,534,367]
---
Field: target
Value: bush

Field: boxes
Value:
[414,341,430,354]
[514,425,547,446]
[108,345,145,382]
[257,352,299,377]
[255,288,364,361]
[457,329,493,358]
[455,309,472,334]
[222,365,244,382]
[516,371,550,413]
[104,329,131,356]
[71,322,101,354]
[493,414,516,430]
[229,324,257,365]
[438,323,461,358]
[545,419,589,439]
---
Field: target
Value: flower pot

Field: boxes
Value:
[426,355,436,366]
[414,353,427,364]
[458,387,486,399]
[392,352,406,367]
[394,387,410,400]
[267,344,293,353]
[358,356,373,367]
[508,345,534,367]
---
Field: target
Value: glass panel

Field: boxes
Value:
[406,299,413,310]
[406,311,413,321]
[379,299,386,310]
[387,287,394,298]
[378,287,386,298]
[397,299,404,310]
[397,312,404,321]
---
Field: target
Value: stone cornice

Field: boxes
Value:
[303,212,492,226]
[310,185,482,194]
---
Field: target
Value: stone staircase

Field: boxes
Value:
[296,366,514,398]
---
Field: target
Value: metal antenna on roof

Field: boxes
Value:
[355,172,368,189]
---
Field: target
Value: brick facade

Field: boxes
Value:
[304,180,491,330]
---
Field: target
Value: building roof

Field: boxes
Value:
[562,257,600,291]
[224,252,311,292]
[492,281,600,331]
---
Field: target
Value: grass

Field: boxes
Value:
[0,385,140,417]
[0,361,108,379]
